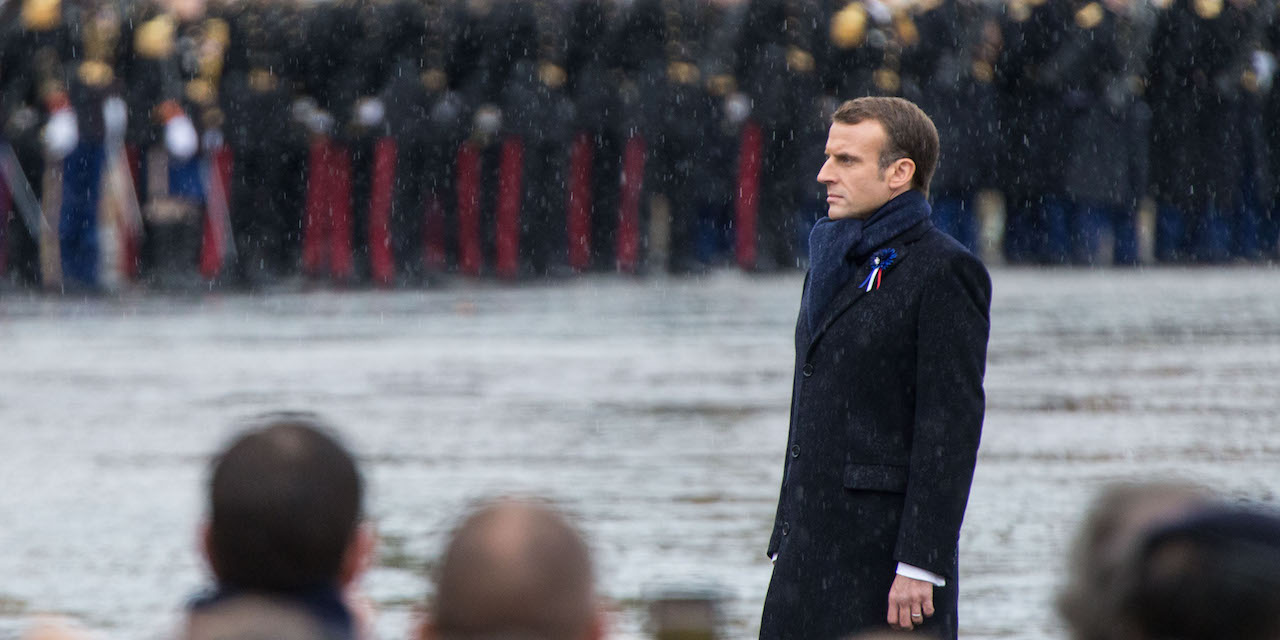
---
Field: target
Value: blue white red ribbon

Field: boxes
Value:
[858,248,897,292]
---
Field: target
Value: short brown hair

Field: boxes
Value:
[832,97,939,197]
[209,414,363,592]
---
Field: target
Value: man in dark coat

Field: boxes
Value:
[760,96,990,640]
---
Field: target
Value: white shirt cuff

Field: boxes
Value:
[896,562,946,587]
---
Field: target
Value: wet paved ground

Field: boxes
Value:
[2,266,1279,639]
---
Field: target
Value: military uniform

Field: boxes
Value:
[59,0,133,290]
[502,0,574,278]
[1263,7,1280,257]
[1147,0,1270,262]
[997,0,1073,264]
[221,0,307,286]
[901,0,1002,255]
[733,0,828,270]
[124,1,223,289]
[563,0,623,272]
[1053,0,1154,265]
[380,0,465,281]
[0,0,75,288]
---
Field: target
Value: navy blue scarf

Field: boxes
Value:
[804,190,931,332]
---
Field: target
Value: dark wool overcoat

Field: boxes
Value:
[760,219,991,640]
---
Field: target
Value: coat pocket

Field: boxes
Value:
[842,463,908,493]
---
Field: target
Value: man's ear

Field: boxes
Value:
[339,521,378,587]
[584,609,609,640]
[415,616,434,640]
[886,157,916,191]
[199,520,218,578]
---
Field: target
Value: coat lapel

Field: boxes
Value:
[805,220,932,354]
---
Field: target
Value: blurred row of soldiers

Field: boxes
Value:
[2,0,1280,292]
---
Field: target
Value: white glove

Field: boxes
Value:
[43,107,79,160]
[202,128,224,151]
[165,114,199,160]
[725,92,751,126]
[473,104,501,135]
[102,96,127,141]
[1253,50,1277,93]
[430,93,462,126]
[355,97,385,127]
[291,96,318,123]
[308,109,335,135]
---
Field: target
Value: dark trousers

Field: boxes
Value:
[60,142,104,288]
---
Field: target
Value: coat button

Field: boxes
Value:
[790,444,800,458]
[782,522,790,536]
[802,363,814,377]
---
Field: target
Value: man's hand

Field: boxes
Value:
[887,574,935,631]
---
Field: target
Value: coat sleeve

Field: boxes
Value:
[894,251,991,579]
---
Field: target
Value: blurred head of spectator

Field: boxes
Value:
[420,498,605,640]
[1118,504,1280,640]
[192,413,374,639]
[1057,480,1214,640]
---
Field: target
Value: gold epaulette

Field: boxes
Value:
[667,61,700,85]
[786,47,815,73]
[249,68,277,93]
[422,69,448,92]
[706,73,736,97]
[1242,69,1260,93]
[22,0,60,31]
[1075,2,1103,29]
[186,78,216,105]
[874,68,900,93]
[135,15,177,59]
[202,107,225,131]
[972,60,994,83]
[830,2,869,50]
[204,18,231,47]
[539,62,566,89]
[77,60,114,87]
[1008,0,1031,22]
[894,13,919,45]
[1194,0,1222,19]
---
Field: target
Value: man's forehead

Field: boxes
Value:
[826,120,886,153]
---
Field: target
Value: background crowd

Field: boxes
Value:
[2,0,1279,293]
[15,416,1280,640]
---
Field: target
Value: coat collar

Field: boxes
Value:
[806,218,932,353]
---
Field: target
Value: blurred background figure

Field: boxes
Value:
[187,414,376,640]
[219,0,307,288]
[1116,504,1280,640]
[1057,480,1215,640]
[996,0,1073,264]
[1054,0,1154,266]
[903,0,1002,256]
[1,0,75,290]
[419,497,607,640]
[1147,0,1274,263]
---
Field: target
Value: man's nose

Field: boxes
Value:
[816,159,834,184]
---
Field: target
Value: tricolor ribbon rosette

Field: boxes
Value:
[858,248,897,292]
